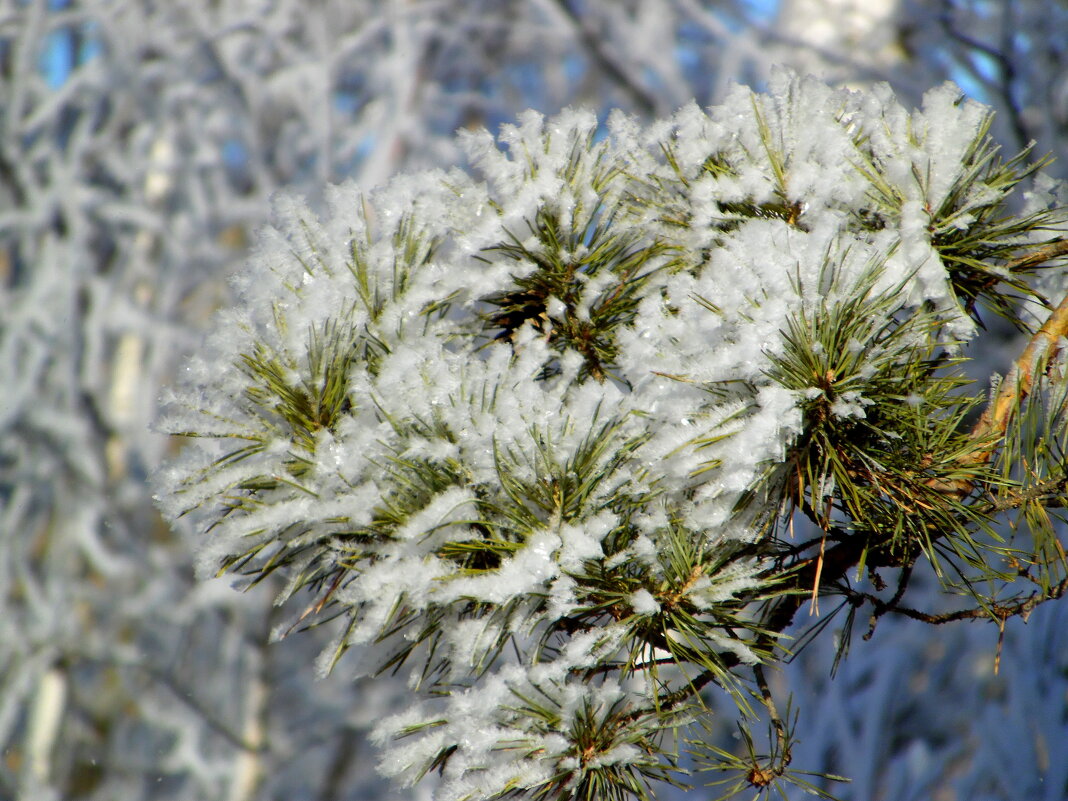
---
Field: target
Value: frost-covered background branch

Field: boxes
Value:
[4,2,1068,801]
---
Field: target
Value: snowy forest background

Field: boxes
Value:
[2,1,1067,800]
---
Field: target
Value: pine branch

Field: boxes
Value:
[156,77,1068,801]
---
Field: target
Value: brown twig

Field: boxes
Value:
[983,475,1068,513]
[971,281,1068,454]
[928,239,1068,497]
[845,574,1068,627]
[1004,238,1068,272]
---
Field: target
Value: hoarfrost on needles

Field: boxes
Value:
[154,68,1068,801]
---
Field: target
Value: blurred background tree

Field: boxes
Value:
[0,1,1065,800]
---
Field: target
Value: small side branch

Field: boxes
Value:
[847,574,1068,627]
[753,664,788,772]
[1004,238,1068,272]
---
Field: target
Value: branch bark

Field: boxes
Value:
[928,238,1068,497]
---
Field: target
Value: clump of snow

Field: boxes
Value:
[629,589,661,616]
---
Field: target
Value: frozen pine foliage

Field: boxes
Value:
[157,71,1068,800]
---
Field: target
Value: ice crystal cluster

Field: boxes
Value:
[156,71,1067,800]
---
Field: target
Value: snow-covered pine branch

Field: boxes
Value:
[155,70,1068,800]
